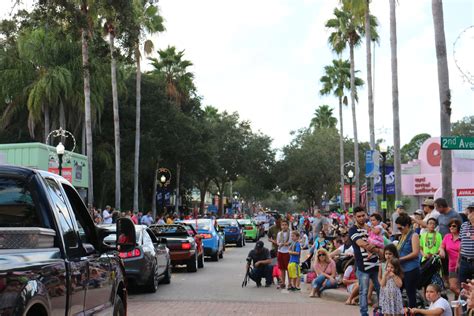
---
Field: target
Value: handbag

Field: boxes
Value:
[306,271,316,283]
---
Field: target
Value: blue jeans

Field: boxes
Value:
[311,274,337,292]
[459,258,474,284]
[356,268,380,316]
[249,264,273,285]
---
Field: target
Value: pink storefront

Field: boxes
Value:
[401,137,474,212]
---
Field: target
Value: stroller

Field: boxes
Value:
[417,255,444,291]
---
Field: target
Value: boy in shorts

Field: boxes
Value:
[288,231,301,291]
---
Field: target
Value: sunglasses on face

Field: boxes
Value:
[318,254,326,257]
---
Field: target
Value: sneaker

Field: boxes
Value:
[287,287,296,291]
[256,281,262,287]
[294,287,301,291]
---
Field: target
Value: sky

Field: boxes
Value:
[2,0,473,151]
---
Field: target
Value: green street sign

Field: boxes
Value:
[381,201,388,209]
[441,136,474,150]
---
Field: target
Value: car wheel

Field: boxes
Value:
[145,263,159,293]
[211,251,219,262]
[198,253,204,268]
[113,295,125,316]
[161,261,171,284]
[187,253,198,272]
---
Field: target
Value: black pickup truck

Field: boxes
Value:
[0,165,136,316]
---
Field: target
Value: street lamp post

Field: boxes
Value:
[348,170,354,210]
[380,144,388,222]
[56,142,65,176]
[156,168,171,217]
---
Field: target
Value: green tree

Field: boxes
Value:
[400,133,431,163]
[310,105,338,129]
[452,116,474,136]
[319,58,363,205]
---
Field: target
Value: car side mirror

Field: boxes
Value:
[116,218,136,252]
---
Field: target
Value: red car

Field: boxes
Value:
[150,224,204,272]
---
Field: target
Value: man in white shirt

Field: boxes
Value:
[413,198,440,234]
[102,205,113,224]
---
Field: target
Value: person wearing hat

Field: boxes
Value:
[412,198,439,235]
[412,209,424,234]
[246,241,273,287]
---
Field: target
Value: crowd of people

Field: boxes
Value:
[245,198,474,316]
[91,205,180,226]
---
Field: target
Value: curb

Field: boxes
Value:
[320,288,348,303]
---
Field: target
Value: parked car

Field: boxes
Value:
[237,219,259,241]
[181,219,224,261]
[216,218,245,247]
[0,165,134,316]
[101,224,171,292]
[149,224,204,272]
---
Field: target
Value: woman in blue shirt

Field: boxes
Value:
[395,213,421,309]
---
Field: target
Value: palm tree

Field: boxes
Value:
[320,59,363,207]
[149,46,195,214]
[17,28,73,143]
[310,105,338,129]
[132,0,165,212]
[390,0,402,201]
[432,0,452,203]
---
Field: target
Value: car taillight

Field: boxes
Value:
[119,248,141,258]
[201,233,212,239]
[245,226,253,230]
[181,242,191,250]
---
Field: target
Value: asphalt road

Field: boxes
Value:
[128,238,359,315]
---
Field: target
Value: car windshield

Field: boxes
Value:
[151,225,188,236]
[237,219,252,225]
[182,220,211,232]
[216,219,238,227]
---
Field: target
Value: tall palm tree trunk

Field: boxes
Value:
[432,0,452,204]
[338,96,345,209]
[82,27,94,206]
[349,43,360,206]
[133,48,141,212]
[109,32,121,210]
[365,1,375,150]
[43,104,50,144]
[390,0,402,201]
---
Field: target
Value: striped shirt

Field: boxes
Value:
[349,225,379,272]
[460,221,474,258]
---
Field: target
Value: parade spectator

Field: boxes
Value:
[312,210,330,242]
[343,262,358,305]
[379,258,404,316]
[436,198,462,237]
[246,241,272,287]
[156,216,166,225]
[141,211,154,226]
[166,214,174,224]
[408,284,452,316]
[395,213,420,309]
[111,210,120,223]
[311,231,329,252]
[349,206,382,316]
[416,198,439,234]
[420,218,442,262]
[330,230,354,274]
[368,213,385,257]
[413,209,424,234]
[310,248,337,297]
[391,205,405,239]
[129,211,138,224]
[299,230,309,250]
[276,219,291,289]
[458,203,474,284]
[288,231,301,291]
[439,218,461,299]
[102,205,113,224]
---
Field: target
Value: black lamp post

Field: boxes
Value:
[380,145,388,221]
[348,170,354,209]
[56,142,65,176]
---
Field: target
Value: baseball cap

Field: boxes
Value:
[255,241,264,249]
[422,199,435,207]
[414,209,424,215]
